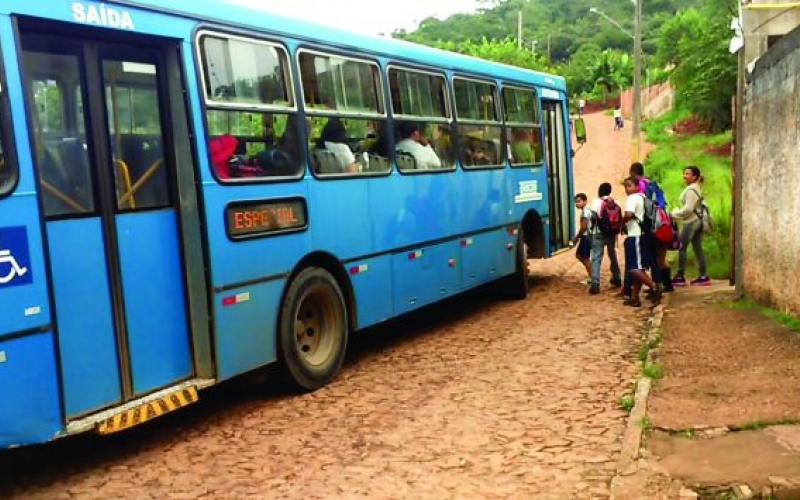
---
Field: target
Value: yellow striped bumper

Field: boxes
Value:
[96,386,199,435]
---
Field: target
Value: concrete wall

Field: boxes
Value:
[619,83,674,120]
[742,1,800,67]
[741,23,800,316]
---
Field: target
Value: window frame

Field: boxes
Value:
[196,30,305,184]
[296,48,386,119]
[502,83,544,168]
[387,64,455,175]
[452,75,505,170]
[0,54,20,198]
[196,30,297,113]
[296,47,387,180]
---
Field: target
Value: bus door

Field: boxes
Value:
[21,32,196,418]
[542,100,572,252]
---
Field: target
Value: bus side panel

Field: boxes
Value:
[347,255,393,330]
[460,230,501,289]
[0,332,62,447]
[0,198,51,335]
[307,180,372,257]
[392,240,460,315]
[456,169,506,234]
[214,279,285,381]
[200,185,312,287]
[371,173,456,251]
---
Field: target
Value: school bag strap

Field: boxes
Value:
[687,187,704,218]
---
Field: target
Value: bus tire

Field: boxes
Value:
[278,267,348,391]
[505,227,530,299]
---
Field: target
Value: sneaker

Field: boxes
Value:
[690,276,711,286]
[671,276,688,286]
[589,284,600,295]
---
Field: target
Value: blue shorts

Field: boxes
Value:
[624,236,652,271]
[576,235,591,260]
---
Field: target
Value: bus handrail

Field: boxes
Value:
[113,159,136,209]
[118,158,164,207]
[40,179,90,213]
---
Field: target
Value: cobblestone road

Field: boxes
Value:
[1,254,647,499]
[0,112,647,498]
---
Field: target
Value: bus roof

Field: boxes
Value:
[123,0,566,91]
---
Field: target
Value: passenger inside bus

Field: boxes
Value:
[314,118,359,174]
[395,121,441,170]
[464,135,496,166]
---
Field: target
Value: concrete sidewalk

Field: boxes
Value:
[612,284,800,499]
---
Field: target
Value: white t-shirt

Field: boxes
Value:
[579,99,586,108]
[396,138,442,169]
[578,206,593,236]
[324,141,356,172]
[613,109,622,119]
[588,198,605,234]
[625,193,645,237]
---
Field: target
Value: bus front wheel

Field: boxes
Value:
[278,267,348,391]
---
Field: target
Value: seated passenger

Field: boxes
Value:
[464,136,494,166]
[316,118,359,173]
[510,129,534,163]
[209,134,238,179]
[395,121,441,170]
[367,122,390,158]
[209,134,261,179]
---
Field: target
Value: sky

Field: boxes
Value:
[224,0,482,36]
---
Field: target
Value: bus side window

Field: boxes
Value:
[199,33,300,181]
[503,86,543,166]
[387,66,453,171]
[298,50,386,177]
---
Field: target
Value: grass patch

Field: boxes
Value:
[720,299,800,334]
[643,362,664,380]
[619,394,635,413]
[639,415,653,431]
[642,108,732,279]
[730,418,800,432]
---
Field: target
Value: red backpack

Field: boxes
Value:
[596,197,623,235]
[650,205,675,244]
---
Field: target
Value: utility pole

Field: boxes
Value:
[631,0,643,162]
[518,10,523,49]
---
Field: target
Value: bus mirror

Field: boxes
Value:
[574,118,587,144]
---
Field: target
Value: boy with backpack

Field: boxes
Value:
[588,182,622,294]
[629,162,675,293]
[621,177,662,307]
[572,193,593,284]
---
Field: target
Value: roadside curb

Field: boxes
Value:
[610,294,668,496]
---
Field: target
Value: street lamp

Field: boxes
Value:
[589,7,634,40]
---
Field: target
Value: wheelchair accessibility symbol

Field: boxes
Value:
[0,226,33,288]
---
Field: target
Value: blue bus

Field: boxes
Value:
[0,0,582,448]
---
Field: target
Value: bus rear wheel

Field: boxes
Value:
[278,267,348,391]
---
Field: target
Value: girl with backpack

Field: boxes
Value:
[670,166,710,286]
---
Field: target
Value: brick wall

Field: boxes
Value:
[742,24,800,316]
[619,83,673,119]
